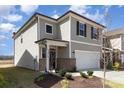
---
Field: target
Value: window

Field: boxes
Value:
[45,23,53,34]
[42,48,46,58]
[91,27,99,39]
[77,21,86,37]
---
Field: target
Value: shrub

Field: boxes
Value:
[80,71,88,78]
[107,61,113,70]
[61,79,69,88]
[87,70,94,76]
[65,73,73,80]
[36,73,45,81]
[114,62,120,71]
[59,69,66,77]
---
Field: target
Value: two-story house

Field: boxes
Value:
[103,28,124,67]
[13,11,105,71]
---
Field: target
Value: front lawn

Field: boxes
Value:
[106,80,124,88]
[0,67,39,88]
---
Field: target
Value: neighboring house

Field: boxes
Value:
[103,28,124,67]
[13,11,105,71]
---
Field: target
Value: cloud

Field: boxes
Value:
[0,5,22,22]
[69,5,91,15]
[20,5,39,14]
[0,5,15,17]
[68,5,113,26]
[0,43,6,47]
[51,14,59,19]
[0,23,19,33]
[104,5,111,14]
[0,35,8,40]
[118,5,123,8]
[69,5,104,23]
[3,14,23,22]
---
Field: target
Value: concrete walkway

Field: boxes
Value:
[71,69,124,84]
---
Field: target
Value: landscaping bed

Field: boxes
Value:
[35,73,110,88]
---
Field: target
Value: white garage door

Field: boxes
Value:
[75,50,100,70]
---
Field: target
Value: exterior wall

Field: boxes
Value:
[70,17,102,45]
[38,17,57,40]
[57,17,70,41]
[110,36,121,50]
[71,42,101,58]
[14,20,39,70]
[121,35,124,50]
[56,58,76,71]
[57,46,69,58]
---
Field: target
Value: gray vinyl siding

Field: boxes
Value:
[57,46,70,58]
[70,17,102,45]
[71,42,101,58]
[38,17,57,40]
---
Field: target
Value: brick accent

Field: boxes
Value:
[39,58,76,71]
[56,58,76,71]
[39,58,46,71]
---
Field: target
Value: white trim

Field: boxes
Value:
[37,15,57,23]
[45,23,53,35]
[69,16,71,58]
[75,50,100,53]
[71,40,102,47]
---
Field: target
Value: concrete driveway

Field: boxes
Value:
[71,69,124,84]
[93,69,124,84]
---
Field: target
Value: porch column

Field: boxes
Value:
[46,44,50,72]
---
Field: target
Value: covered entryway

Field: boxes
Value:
[35,38,69,71]
[75,50,100,70]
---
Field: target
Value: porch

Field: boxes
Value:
[101,47,124,69]
[35,38,76,71]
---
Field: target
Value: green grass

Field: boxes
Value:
[106,80,124,88]
[0,67,39,88]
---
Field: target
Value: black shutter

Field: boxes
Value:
[84,24,87,37]
[77,21,79,35]
[91,27,93,39]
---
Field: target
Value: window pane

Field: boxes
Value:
[79,23,84,30]
[79,23,85,36]
[80,30,84,36]
[46,25,52,34]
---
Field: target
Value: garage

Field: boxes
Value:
[75,50,100,70]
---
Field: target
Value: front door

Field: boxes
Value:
[49,48,56,70]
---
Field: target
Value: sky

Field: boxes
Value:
[0,5,124,55]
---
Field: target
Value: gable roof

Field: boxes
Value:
[13,10,105,39]
[103,28,124,37]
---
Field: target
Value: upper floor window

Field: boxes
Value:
[91,27,99,39]
[45,23,53,34]
[77,21,86,37]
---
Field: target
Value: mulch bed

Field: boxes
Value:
[34,73,110,88]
